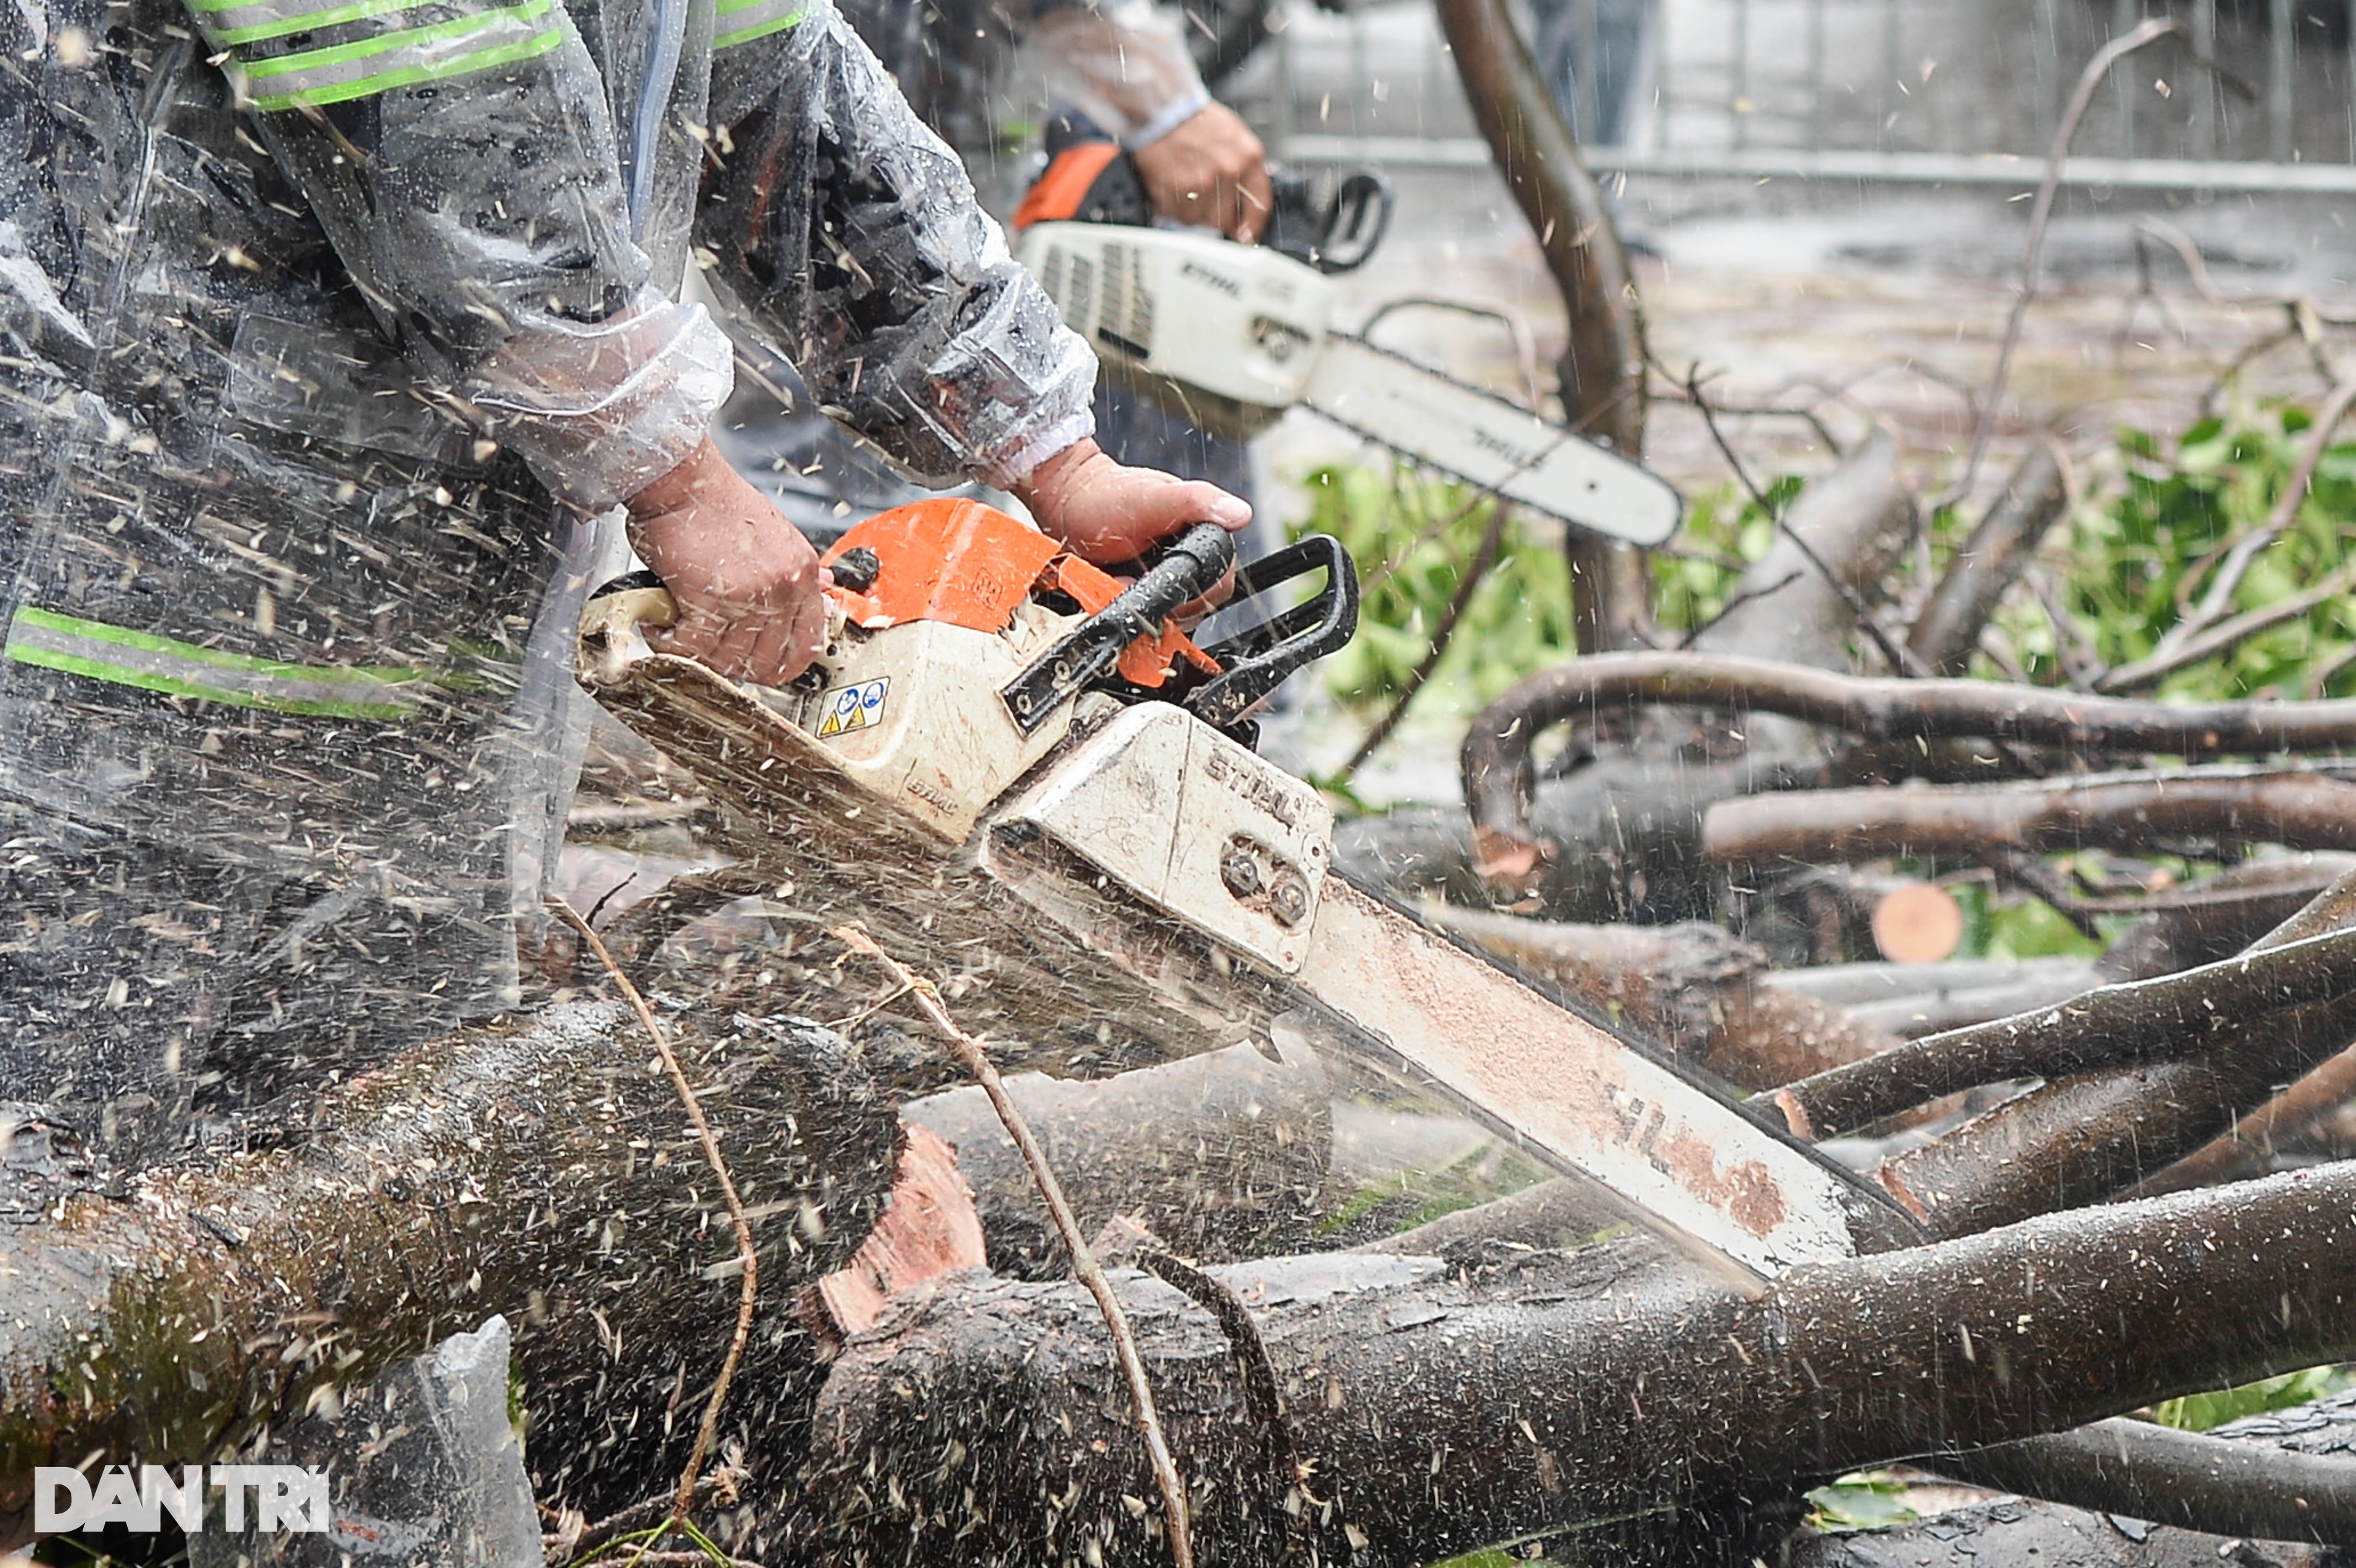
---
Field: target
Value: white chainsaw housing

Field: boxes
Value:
[1016,221,1335,436]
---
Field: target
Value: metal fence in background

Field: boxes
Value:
[1263,0,2356,194]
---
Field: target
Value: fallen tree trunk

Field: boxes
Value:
[1707,769,2356,866]
[0,1001,899,1535]
[795,1161,2356,1566]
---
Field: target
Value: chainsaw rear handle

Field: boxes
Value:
[999,521,1238,735]
[1187,533,1359,731]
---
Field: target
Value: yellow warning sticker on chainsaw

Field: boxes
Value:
[817,677,890,739]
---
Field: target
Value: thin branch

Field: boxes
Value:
[831,925,1194,1568]
[1136,1249,1303,1502]
[1684,363,1928,677]
[1337,501,1515,781]
[1771,923,2356,1140]
[551,1471,750,1567]
[1937,18,2206,509]
[1676,570,1804,651]
[1984,848,2106,943]
[554,901,758,1525]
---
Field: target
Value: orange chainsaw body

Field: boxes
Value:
[818,498,1217,691]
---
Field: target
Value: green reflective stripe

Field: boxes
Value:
[5,606,424,720]
[236,0,559,110]
[204,0,441,51]
[713,0,805,49]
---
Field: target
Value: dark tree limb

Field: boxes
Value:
[796,1162,2356,1566]
[1939,1417,2356,1546]
[1879,869,2356,1235]
[1907,439,2071,676]
[1772,924,2356,1140]
[2096,853,2356,981]
[2128,1039,2356,1197]
[1466,654,2356,872]
[1436,0,1646,651]
[1706,769,2356,866]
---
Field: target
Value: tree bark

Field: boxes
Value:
[1706,769,2356,866]
[1773,924,2356,1140]
[1906,440,2071,676]
[1467,654,2356,869]
[1435,0,1647,652]
[795,1162,2356,1566]
[0,1001,899,1535]
[1879,870,2356,1234]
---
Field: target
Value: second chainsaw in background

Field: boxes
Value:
[1009,117,1684,550]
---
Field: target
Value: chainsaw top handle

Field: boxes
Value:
[1187,534,1360,734]
[999,521,1237,735]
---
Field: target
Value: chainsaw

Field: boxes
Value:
[1008,120,1685,550]
[579,503,1915,1285]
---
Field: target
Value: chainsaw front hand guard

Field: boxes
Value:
[1187,533,1361,733]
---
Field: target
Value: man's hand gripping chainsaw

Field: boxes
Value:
[580,500,1917,1285]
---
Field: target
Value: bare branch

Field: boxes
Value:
[1940,18,2194,508]
[1705,768,2356,867]
[1459,650,2356,868]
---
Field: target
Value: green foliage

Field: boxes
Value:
[2031,401,2356,700]
[2151,1365,2356,1431]
[1295,462,1577,710]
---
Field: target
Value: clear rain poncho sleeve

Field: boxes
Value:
[1025,0,1210,148]
[702,0,1099,488]
[173,0,731,509]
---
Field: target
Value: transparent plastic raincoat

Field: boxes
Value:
[0,0,1097,1159]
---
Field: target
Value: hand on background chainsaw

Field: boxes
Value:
[1015,437,1252,612]
[626,437,833,685]
[1132,102,1272,243]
